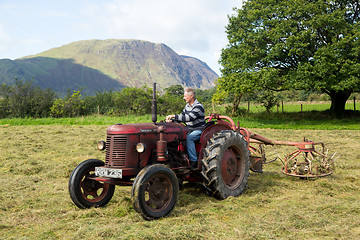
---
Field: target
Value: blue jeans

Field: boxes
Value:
[186,130,202,162]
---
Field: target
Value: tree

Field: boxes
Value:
[220,0,360,117]
[164,85,184,97]
[213,73,257,114]
[0,79,56,118]
[157,85,184,115]
[195,87,216,104]
[255,89,281,113]
[113,86,153,115]
[83,90,115,115]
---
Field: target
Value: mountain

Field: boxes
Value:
[0,39,218,94]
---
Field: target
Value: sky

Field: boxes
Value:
[0,0,243,75]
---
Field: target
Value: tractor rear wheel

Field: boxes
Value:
[131,164,179,220]
[69,159,115,208]
[201,130,250,200]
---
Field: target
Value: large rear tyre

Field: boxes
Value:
[201,130,250,200]
[131,164,179,220]
[69,159,115,208]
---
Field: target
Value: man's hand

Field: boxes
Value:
[166,115,175,122]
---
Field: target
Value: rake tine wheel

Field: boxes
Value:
[281,142,336,178]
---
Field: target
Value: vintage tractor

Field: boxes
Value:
[68,83,336,220]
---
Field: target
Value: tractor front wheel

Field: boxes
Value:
[131,164,179,220]
[201,130,250,200]
[69,159,115,208]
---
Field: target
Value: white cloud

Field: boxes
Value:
[77,0,242,74]
[0,24,11,55]
[98,0,219,44]
[0,23,45,59]
[0,24,10,41]
[21,38,44,45]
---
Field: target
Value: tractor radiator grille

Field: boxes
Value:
[105,135,127,167]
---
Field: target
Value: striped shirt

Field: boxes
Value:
[175,99,205,132]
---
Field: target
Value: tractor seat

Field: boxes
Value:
[203,120,215,130]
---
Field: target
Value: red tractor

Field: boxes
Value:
[69,84,335,220]
[69,83,250,220]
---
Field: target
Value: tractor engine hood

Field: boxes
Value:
[107,122,188,139]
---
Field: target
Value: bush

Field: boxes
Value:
[0,81,217,119]
[255,90,281,113]
[50,90,85,117]
[0,79,56,118]
[83,91,115,115]
[158,93,184,115]
[113,86,152,115]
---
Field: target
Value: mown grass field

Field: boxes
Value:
[0,118,359,239]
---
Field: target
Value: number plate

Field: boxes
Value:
[95,167,122,179]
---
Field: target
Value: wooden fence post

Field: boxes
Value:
[354,97,356,111]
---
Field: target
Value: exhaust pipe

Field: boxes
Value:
[152,83,157,124]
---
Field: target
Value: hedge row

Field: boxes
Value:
[0,80,189,118]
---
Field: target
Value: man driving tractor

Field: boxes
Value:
[166,87,205,168]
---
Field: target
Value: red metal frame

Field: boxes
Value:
[205,114,335,178]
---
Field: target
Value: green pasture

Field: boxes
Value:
[239,101,360,113]
[0,125,359,239]
[1,100,359,130]
[1,114,360,130]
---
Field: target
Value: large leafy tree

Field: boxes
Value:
[220,0,360,117]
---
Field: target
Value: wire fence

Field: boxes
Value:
[239,97,359,113]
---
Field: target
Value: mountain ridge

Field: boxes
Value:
[0,39,218,94]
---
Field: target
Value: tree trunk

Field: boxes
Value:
[328,90,351,118]
[232,93,242,115]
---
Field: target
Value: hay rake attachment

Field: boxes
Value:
[205,114,337,178]
[237,126,337,178]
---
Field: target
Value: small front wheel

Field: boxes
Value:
[131,164,179,220]
[69,159,115,208]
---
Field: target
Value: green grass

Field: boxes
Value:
[233,112,360,130]
[239,101,360,113]
[2,110,359,130]
[1,102,357,142]
[0,126,359,239]
[220,101,360,130]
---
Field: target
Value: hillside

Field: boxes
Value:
[0,39,218,94]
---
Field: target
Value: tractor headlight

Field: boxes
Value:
[136,143,146,153]
[97,141,106,151]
